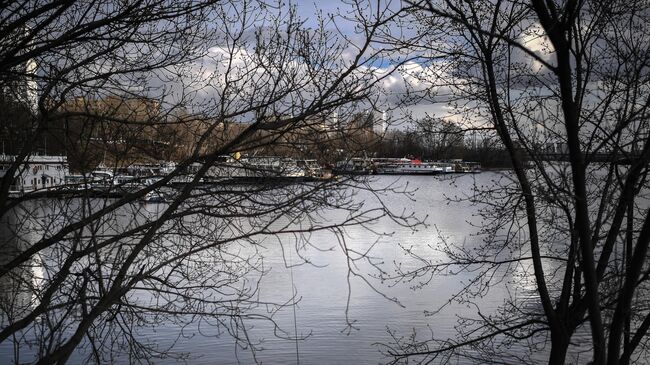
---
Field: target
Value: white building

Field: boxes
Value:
[2,26,39,115]
[373,110,388,135]
[0,155,69,193]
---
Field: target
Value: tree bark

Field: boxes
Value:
[549,332,570,365]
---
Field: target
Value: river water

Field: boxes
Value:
[157,173,500,364]
[0,173,587,364]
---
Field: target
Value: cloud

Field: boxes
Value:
[515,22,556,71]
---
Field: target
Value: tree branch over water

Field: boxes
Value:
[381,0,650,364]
[0,1,423,363]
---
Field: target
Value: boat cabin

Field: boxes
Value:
[0,155,69,193]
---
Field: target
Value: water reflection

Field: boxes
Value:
[0,173,558,365]
[0,205,45,323]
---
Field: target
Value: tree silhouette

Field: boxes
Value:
[0,1,417,363]
[382,1,650,364]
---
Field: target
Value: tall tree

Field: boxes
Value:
[0,1,415,363]
[383,0,650,364]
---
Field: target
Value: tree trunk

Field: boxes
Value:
[549,333,569,365]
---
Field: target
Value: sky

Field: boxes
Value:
[288,0,448,123]
[96,1,557,129]
[280,1,561,127]
[166,0,440,127]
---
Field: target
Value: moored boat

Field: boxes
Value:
[297,159,332,180]
[0,154,70,197]
[374,159,451,175]
[333,158,374,175]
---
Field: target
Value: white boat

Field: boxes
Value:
[375,159,449,175]
[206,156,305,180]
[333,158,374,175]
[0,154,69,196]
[276,158,305,178]
[64,174,94,191]
[141,190,168,203]
[89,169,143,194]
[297,160,332,180]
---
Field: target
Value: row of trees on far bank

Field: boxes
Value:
[369,120,514,168]
[0,94,514,170]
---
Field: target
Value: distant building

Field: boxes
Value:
[373,110,388,136]
[2,58,38,115]
[1,26,39,115]
[347,110,388,136]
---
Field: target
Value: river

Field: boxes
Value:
[0,173,587,364]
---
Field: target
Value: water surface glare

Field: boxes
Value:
[1,173,555,364]
[142,173,509,364]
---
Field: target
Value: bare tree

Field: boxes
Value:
[0,1,419,363]
[380,0,650,364]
